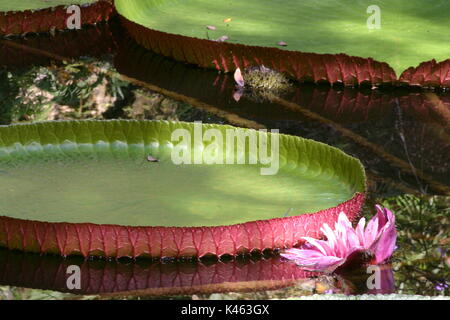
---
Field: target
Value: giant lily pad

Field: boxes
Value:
[116,0,450,87]
[0,120,365,258]
[0,0,114,36]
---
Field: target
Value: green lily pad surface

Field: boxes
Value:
[0,0,97,12]
[115,0,450,75]
[0,120,364,228]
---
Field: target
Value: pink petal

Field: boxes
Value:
[337,212,360,249]
[375,205,389,231]
[364,213,380,246]
[234,68,245,87]
[282,248,324,259]
[334,212,354,256]
[281,248,326,264]
[383,207,396,228]
[356,217,366,246]
[345,225,361,249]
[282,248,344,272]
[320,223,338,251]
[372,228,397,263]
[301,237,333,256]
[335,212,352,241]
[280,249,306,261]
[337,211,353,228]
[303,256,344,272]
[370,208,397,263]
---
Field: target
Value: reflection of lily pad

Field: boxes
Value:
[0,120,365,258]
[0,0,114,35]
[0,249,317,295]
[0,24,116,69]
[114,39,450,125]
[116,0,450,87]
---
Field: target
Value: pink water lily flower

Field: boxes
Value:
[281,205,397,273]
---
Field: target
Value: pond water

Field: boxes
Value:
[0,20,448,298]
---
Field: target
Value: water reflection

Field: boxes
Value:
[0,23,116,70]
[0,249,395,297]
[335,265,395,295]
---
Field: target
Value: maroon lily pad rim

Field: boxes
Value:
[0,193,365,259]
[119,16,450,88]
[0,0,115,36]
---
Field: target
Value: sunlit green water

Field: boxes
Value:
[0,145,353,227]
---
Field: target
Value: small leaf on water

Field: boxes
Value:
[223,18,232,23]
[277,41,287,46]
[147,155,159,162]
[206,25,216,30]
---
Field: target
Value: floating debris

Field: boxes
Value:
[147,155,159,162]
[215,35,229,42]
[277,41,287,46]
[206,25,216,30]
[223,18,232,23]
